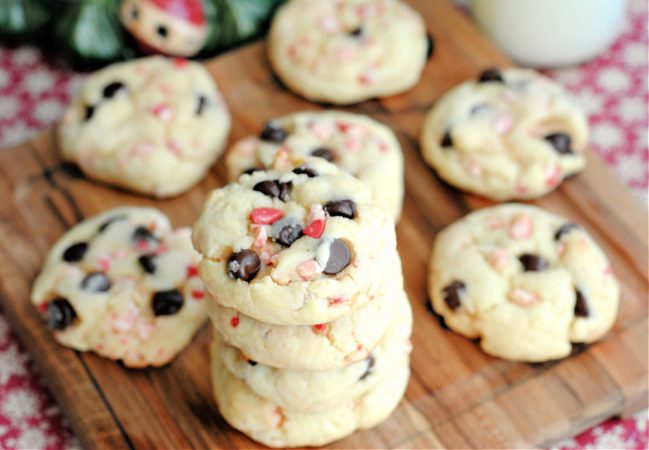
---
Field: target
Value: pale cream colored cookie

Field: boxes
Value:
[268,0,428,104]
[192,157,397,326]
[59,56,230,197]
[225,111,404,220]
[428,204,619,362]
[421,68,588,200]
[31,207,207,367]
[210,339,410,448]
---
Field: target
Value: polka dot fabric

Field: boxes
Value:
[0,1,646,448]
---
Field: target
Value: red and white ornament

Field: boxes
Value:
[120,0,208,57]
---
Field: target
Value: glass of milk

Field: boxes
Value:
[469,0,627,67]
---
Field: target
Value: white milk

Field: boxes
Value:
[469,0,627,67]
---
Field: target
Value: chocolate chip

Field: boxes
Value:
[63,242,88,263]
[80,272,111,292]
[324,199,357,219]
[196,95,208,115]
[478,68,504,83]
[425,300,450,330]
[45,298,77,330]
[247,360,258,366]
[471,103,490,115]
[277,223,303,247]
[102,81,126,99]
[518,254,549,272]
[348,27,363,37]
[259,122,288,143]
[426,33,435,59]
[130,5,138,19]
[84,105,95,121]
[253,180,291,201]
[311,147,335,162]
[156,24,168,38]
[544,133,574,155]
[292,166,318,177]
[241,167,262,176]
[152,289,184,316]
[324,239,351,275]
[442,281,465,311]
[138,254,157,274]
[132,226,159,244]
[574,289,589,317]
[227,249,261,282]
[98,214,127,233]
[359,355,375,381]
[554,223,580,241]
[440,130,453,148]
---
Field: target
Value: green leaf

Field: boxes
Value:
[202,0,285,53]
[0,0,49,39]
[53,0,131,66]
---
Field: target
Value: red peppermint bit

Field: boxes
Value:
[230,316,240,328]
[96,343,105,351]
[545,165,562,187]
[328,297,344,306]
[250,208,284,225]
[303,219,325,238]
[357,343,364,351]
[39,303,48,314]
[154,245,169,255]
[97,257,111,272]
[186,265,199,278]
[272,407,286,428]
[136,240,150,251]
[191,290,205,300]
[337,121,351,133]
[174,58,189,68]
[312,323,328,334]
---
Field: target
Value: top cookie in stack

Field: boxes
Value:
[192,157,397,326]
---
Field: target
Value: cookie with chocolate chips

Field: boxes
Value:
[192,157,397,326]
[428,204,619,362]
[268,0,428,104]
[31,207,208,368]
[58,56,231,198]
[225,110,404,220]
[421,68,588,200]
[213,289,411,413]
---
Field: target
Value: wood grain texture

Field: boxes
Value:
[0,0,646,448]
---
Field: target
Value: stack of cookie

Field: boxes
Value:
[192,157,412,448]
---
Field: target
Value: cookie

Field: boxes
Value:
[420,68,588,200]
[31,207,207,368]
[225,111,404,220]
[192,157,397,325]
[428,204,620,362]
[210,274,406,371]
[268,0,428,104]
[215,288,411,413]
[58,56,231,198]
[210,338,410,448]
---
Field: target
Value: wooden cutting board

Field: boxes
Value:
[0,1,646,448]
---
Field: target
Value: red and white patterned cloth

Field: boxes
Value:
[0,1,646,448]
